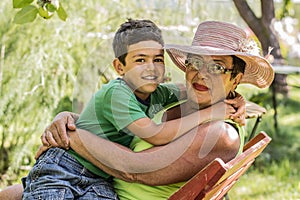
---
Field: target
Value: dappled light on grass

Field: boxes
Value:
[230,162,300,200]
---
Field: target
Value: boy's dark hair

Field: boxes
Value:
[113,19,164,65]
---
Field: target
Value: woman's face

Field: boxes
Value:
[185,55,242,109]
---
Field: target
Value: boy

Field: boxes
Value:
[22,19,237,199]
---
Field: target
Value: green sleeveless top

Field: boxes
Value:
[114,101,245,200]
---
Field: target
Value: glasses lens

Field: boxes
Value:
[186,58,204,70]
[208,64,226,74]
[185,58,232,74]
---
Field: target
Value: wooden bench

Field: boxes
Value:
[168,131,271,200]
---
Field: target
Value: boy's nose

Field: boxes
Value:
[146,62,156,70]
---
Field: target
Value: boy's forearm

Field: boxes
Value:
[134,109,209,146]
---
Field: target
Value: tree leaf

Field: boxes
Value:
[13,0,34,8]
[57,3,67,21]
[38,6,54,19]
[13,5,38,24]
[46,3,57,12]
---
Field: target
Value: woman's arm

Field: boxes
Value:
[69,121,240,185]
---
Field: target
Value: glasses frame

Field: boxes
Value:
[185,58,234,75]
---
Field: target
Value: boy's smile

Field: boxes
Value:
[114,41,165,100]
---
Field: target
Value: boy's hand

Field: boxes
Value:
[209,101,236,121]
[41,111,77,150]
[224,93,246,126]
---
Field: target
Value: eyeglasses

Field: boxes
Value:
[185,58,234,75]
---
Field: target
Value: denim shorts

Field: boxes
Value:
[22,148,119,200]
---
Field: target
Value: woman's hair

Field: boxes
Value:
[231,56,246,80]
[112,19,164,65]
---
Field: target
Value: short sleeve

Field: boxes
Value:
[95,85,147,131]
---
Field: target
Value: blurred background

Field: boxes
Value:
[0,0,299,199]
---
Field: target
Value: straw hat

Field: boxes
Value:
[165,21,274,88]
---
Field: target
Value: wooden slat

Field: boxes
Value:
[168,158,227,200]
[168,132,271,200]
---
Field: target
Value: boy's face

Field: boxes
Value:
[114,40,165,100]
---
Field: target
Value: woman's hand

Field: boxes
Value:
[41,111,77,148]
[36,111,79,159]
[35,145,50,159]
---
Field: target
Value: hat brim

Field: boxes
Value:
[165,44,274,88]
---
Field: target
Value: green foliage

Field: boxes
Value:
[13,0,34,8]
[12,0,67,24]
[52,96,72,117]
[277,0,293,19]
[56,2,67,21]
[1,0,300,198]
[13,5,38,24]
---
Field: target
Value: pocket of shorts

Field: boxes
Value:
[92,183,119,199]
[22,187,74,200]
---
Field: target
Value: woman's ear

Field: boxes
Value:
[113,58,124,76]
[231,73,243,90]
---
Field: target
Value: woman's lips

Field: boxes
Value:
[193,83,209,91]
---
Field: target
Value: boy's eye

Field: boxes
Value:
[135,58,146,63]
[154,58,164,63]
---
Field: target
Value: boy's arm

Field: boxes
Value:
[127,101,236,145]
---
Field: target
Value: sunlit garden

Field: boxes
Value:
[0,0,300,199]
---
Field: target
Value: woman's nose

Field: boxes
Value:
[196,66,209,79]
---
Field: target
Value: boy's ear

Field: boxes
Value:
[113,58,124,76]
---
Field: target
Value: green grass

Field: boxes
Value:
[228,74,300,199]
[230,171,300,199]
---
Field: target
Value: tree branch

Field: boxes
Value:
[233,0,260,27]
[261,0,275,25]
